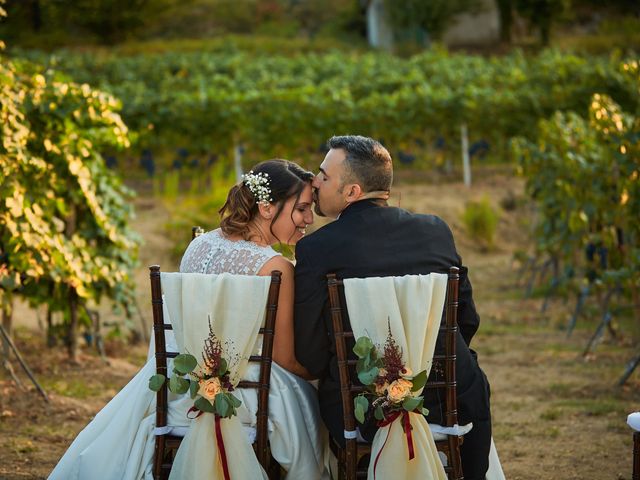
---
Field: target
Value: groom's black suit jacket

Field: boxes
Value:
[294,199,491,444]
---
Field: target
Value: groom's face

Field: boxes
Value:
[312,148,349,219]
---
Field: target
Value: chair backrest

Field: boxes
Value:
[327,267,461,480]
[634,431,639,480]
[149,264,281,478]
[191,226,204,240]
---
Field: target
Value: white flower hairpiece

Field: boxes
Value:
[242,170,273,205]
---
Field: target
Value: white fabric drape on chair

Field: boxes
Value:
[161,272,271,480]
[344,274,448,480]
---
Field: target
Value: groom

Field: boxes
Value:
[293,135,492,479]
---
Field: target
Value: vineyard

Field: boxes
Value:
[1,8,640,477]
[15,47,639,161]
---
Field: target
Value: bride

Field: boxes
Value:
[49,159,327,479]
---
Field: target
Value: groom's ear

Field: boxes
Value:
[344,183,363,203]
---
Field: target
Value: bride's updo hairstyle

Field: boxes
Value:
[219,159,314,241]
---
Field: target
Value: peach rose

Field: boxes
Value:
[387,378,413,403]
[198,377,222,401]
[375,382,389,395]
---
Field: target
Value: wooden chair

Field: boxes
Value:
[327,267,463,480]
[150,261,282,479]
[634,431,640,480]
[629,412,640,480]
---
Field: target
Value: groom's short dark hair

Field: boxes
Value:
[327,135,393,193]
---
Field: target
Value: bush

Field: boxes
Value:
[462,197,500,249]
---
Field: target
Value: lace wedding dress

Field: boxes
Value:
[49,229,328,480]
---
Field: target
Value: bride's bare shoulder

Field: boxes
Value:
[258,254,293,276]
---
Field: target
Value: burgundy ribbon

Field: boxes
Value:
[373,410,416,479]
[185,408,231,480]
[214,414,231,480]
[186,406,204,419]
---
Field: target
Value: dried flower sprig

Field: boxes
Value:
[148,316,241,419]
[352,321,429,424]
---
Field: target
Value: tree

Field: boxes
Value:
[496,0,514,43]
[0,49,141,361]
[0,0,177,45]
[515,0,571,46]
[383,0,482,42]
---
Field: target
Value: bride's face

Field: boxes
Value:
[271,183,314,245]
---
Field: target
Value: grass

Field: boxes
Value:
[6,439,38,455]
[540,408,563,421]
[32,350,130,399]
[554,398,629,417]
[543,343,582,354]
[20,423,75,438]
[548,382,576,397]
[542,426,560,438]
[479,322,549,337]
[39,378,107,399]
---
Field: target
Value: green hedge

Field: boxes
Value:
[12,47,638,162]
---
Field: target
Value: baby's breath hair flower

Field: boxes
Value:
[241,170,273,205]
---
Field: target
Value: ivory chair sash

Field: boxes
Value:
[160,272,271,480]
[344,274,448,480]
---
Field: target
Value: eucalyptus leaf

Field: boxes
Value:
[148,374,166,392]
[357,366,379,386]
[173,354,198,375]
[217,358,228,376]
[228,393,242,408]
[402,395,421,412]
[374,405,385,421]
[215,393,232,418]
[410,370,428,392]
[353,337,374,359]
[354,395,369,424]
[194,396,216,413]
[189,378,199,399]
[169,375,190,394]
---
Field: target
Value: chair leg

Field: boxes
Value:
[633,431,640,480]
[447,435,463,480]
[153,436,165,480]
[338,446,347,480]
[345,439,357,480]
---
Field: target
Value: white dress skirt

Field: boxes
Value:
[48,316,328,480]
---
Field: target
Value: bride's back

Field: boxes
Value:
[179,228,280,276]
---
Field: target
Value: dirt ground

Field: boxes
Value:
[1,168,639,479]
